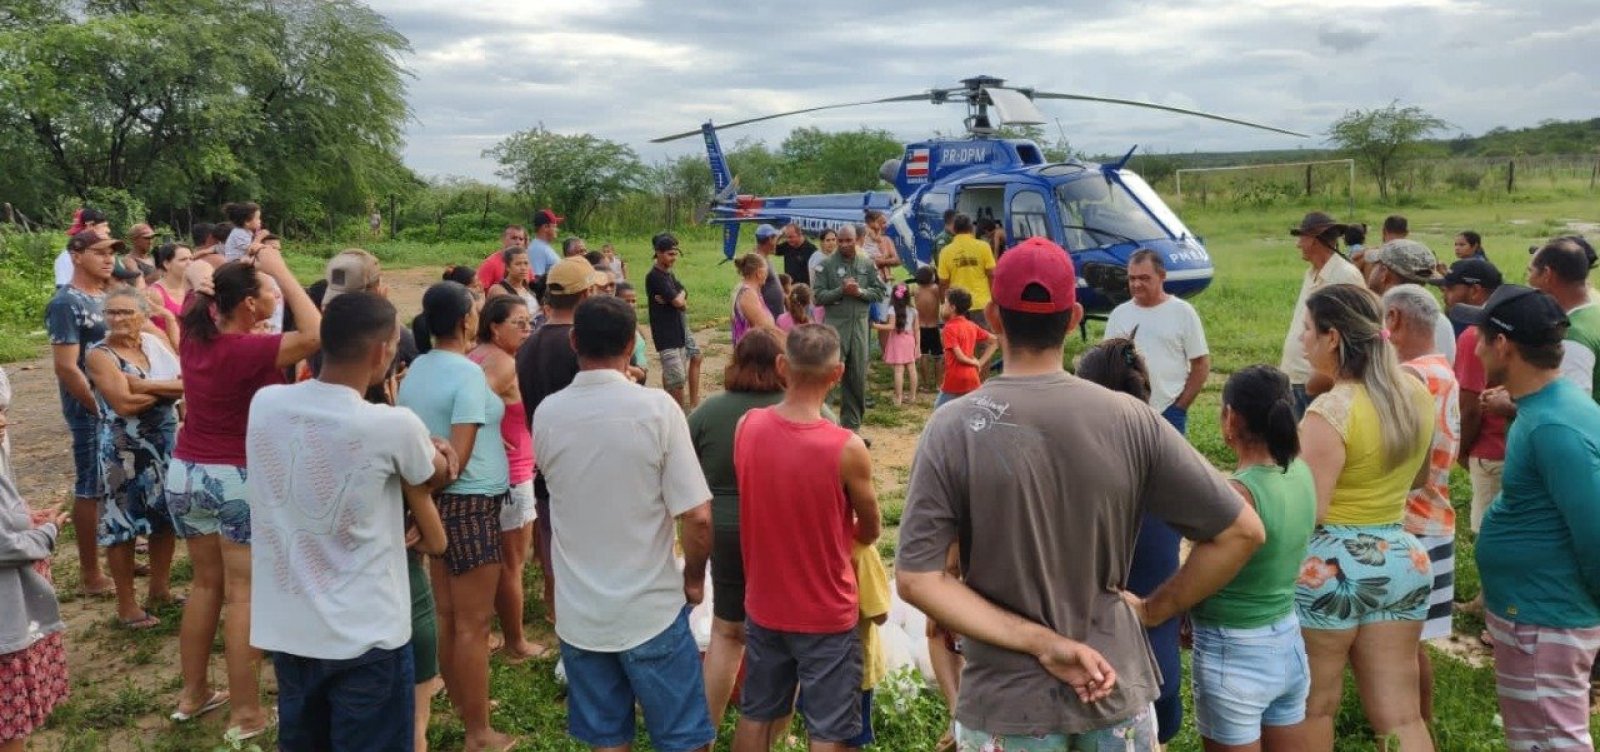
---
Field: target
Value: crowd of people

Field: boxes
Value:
[0,200,1598,752]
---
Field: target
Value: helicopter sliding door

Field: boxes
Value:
[1005,186,1055,247]
[954,186,1004,227]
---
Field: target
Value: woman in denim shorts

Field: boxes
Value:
[1190,366,1317,749]
[165,247,323,741]
[1294,284,1436,751]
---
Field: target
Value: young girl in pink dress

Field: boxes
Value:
[874,283,919,404]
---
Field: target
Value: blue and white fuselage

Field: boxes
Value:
[697,123,1213,314]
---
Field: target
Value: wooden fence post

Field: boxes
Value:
[1305,164,1313,197]
[1506,160,1515,193]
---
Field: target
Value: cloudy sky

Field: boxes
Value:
[366,0,1596,183]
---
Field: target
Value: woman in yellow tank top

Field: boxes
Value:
[1295,283,1435,752]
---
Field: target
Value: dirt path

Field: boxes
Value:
[12,266,926,750]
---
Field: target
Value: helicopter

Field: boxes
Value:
[650,75,1307,313]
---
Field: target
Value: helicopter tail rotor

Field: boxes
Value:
[693,176,740,225]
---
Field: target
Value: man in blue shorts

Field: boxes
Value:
[46,231,117,594]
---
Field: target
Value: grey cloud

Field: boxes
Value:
[1317,22,1380,53]
[372,0,1596,181]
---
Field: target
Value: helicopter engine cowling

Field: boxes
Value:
[879,158,903,187]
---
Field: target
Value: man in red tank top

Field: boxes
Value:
[732,323,881,751]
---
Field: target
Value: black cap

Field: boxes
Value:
[652,232,680,253]
[1447,284,1569,346]
[1438,258,1503,289]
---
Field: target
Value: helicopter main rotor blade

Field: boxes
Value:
[649,93,935,143]
[1029,91,1309,137]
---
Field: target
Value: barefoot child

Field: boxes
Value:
[873,284,919,404]
[912,267,943,389]
[935,287,996,408]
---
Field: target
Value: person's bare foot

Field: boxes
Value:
[80,577,114,597]
[501,641,548,665]
[466,730,519,752]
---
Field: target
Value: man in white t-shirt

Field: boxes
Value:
[1105,249,1210,434]
[247,291,454,750]
[532,294,716,752]
[1281,212,1366,417]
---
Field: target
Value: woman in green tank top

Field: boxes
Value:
[1189,365,1317,750]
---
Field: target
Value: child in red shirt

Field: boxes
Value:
[937,287,997,407]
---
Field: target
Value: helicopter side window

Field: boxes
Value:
[1008,189,1052,244]
[1054,177,1169,248]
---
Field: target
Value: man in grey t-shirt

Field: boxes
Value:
[896,237,1265,748]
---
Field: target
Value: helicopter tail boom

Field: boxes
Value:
[701,122,733,194]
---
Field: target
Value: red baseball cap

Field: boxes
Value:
[532,209,563,228]
[991,237,1077,313]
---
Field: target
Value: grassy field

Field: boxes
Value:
[15,192,1600,750]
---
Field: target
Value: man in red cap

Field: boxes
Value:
[527,209,564,279]
[896,237,1265,750]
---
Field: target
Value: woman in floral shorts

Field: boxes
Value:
[1294,284,1436,751]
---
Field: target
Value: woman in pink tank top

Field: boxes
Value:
[731,253,775,344]
[466,295,545,661]
[146,243,193,342]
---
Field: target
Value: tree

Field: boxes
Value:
[1327,102,1447,201]
[484,127,643,227]
[0,0,413,233]
[778,127,903,193]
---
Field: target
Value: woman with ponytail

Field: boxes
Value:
[1188,365,1317,750]
[1295,283,1434,752]
[164,244,321,740]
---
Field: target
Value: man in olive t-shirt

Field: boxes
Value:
[896,237,1264,748]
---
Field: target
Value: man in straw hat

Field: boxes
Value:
[1280,212,1366,417]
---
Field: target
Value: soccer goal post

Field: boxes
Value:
[1175,158,1355,216]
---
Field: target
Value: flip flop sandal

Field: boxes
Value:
[79,585,115,599]
[170,690,230,722]
[226,713,277,743]
[120,612,161,630]
[146,594,188,610]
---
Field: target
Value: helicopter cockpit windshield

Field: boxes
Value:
[1054,173,1187,250]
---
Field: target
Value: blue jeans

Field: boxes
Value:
[274,645,415,751]
[1161,404,1188,435]
[560,606,715,751]
[1191,614,1309,745]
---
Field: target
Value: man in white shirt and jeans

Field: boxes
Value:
[533,294,716,752]
[247,291,455,750]
[1104,248,1210,434]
